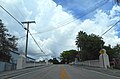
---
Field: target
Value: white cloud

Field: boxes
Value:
[77,5,120,46]
[0,0,120,60]
[110,5,120,17]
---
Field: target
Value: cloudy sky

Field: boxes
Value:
[0,0,120,60]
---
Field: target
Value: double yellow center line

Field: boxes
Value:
[60,67,70,79]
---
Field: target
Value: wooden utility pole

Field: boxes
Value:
[21,21,35,57]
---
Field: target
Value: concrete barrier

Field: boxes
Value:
[77,60,100,67]
[24,62,46,68]
[0,61,16,72]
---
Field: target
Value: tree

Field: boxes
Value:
[0,19,18,62]
[60,50,78,64]
[75,31,104,61]
[115,0,120,5]
[52,58,59,64]
[103,44,120,61]
[48,59,53,63]
[103,45,114,61]
[113,44,120,58]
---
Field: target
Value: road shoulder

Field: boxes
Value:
[73,64,120,77]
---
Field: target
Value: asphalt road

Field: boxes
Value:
[7,65,120,79]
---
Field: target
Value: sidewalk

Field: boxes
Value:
[73,64,120,77]
[0,65,51,79]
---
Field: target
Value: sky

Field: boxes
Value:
[0,0,120,60]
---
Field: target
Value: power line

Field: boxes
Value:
[77,19,120,60]
[28,31,48,57]
[100,19,120,37]
[0,0,110,59]
[83,19,120,58]
[16,0,111,55]
[14,0,109,37]
[31,0,109,35]
[13,1,109,37]
[0,5,25,29]
[22,21,36,57]
[0,5,48,59]
[0,0,109,35]
[14,4,25,19]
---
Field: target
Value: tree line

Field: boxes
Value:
[0,19,18,62]
[60,31,120,63]
[1,18,120,64]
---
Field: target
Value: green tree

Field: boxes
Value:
[0,19,18,62]
[75,31,104,61]
[103,44,120,61]
[60,50,78,63]
[48,59,53,63]
[113,44,120,58]
[103,45,114,61]
[52,58,59,64]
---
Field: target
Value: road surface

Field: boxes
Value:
[6,65,120,79]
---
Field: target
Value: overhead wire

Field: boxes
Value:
[0,5,25,29]
[32,0,109,35]
[14,4,25,19]
[17,0,110,51]
[16,0,109,38]
[0,4,26,52]
[0,5,47,59]
[0,0,109,35]
[25,0,110,54]
[28,31,48,57]
[84,19,120,55]
[100,19,120,37]
[2,4,27,41]
[0,0,111,59]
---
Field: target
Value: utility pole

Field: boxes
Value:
[21,21,35,57]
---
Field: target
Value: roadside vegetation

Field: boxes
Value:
[60,31,120,68]
[0,19,18,63]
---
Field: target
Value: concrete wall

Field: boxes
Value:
[77,60,100,67]
[24,62,46,68]
[0,61,16,72]
[0,62,5,72]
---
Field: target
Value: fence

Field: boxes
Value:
[0,61,16,72]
